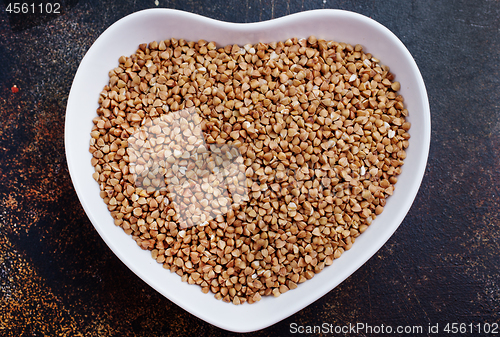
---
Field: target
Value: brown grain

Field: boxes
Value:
[90,36,410,304]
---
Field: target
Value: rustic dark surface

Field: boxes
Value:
[0,0,499,336]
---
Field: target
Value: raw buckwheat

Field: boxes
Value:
[89,37,410,304]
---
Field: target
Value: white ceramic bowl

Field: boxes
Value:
[65,8,430,333]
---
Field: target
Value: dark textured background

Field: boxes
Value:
[0,0,499,336]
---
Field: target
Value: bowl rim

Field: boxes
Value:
[65,8,431,333]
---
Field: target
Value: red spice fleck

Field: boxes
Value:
[11,85,19,93]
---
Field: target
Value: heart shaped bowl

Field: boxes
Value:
[65,8,430,333]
